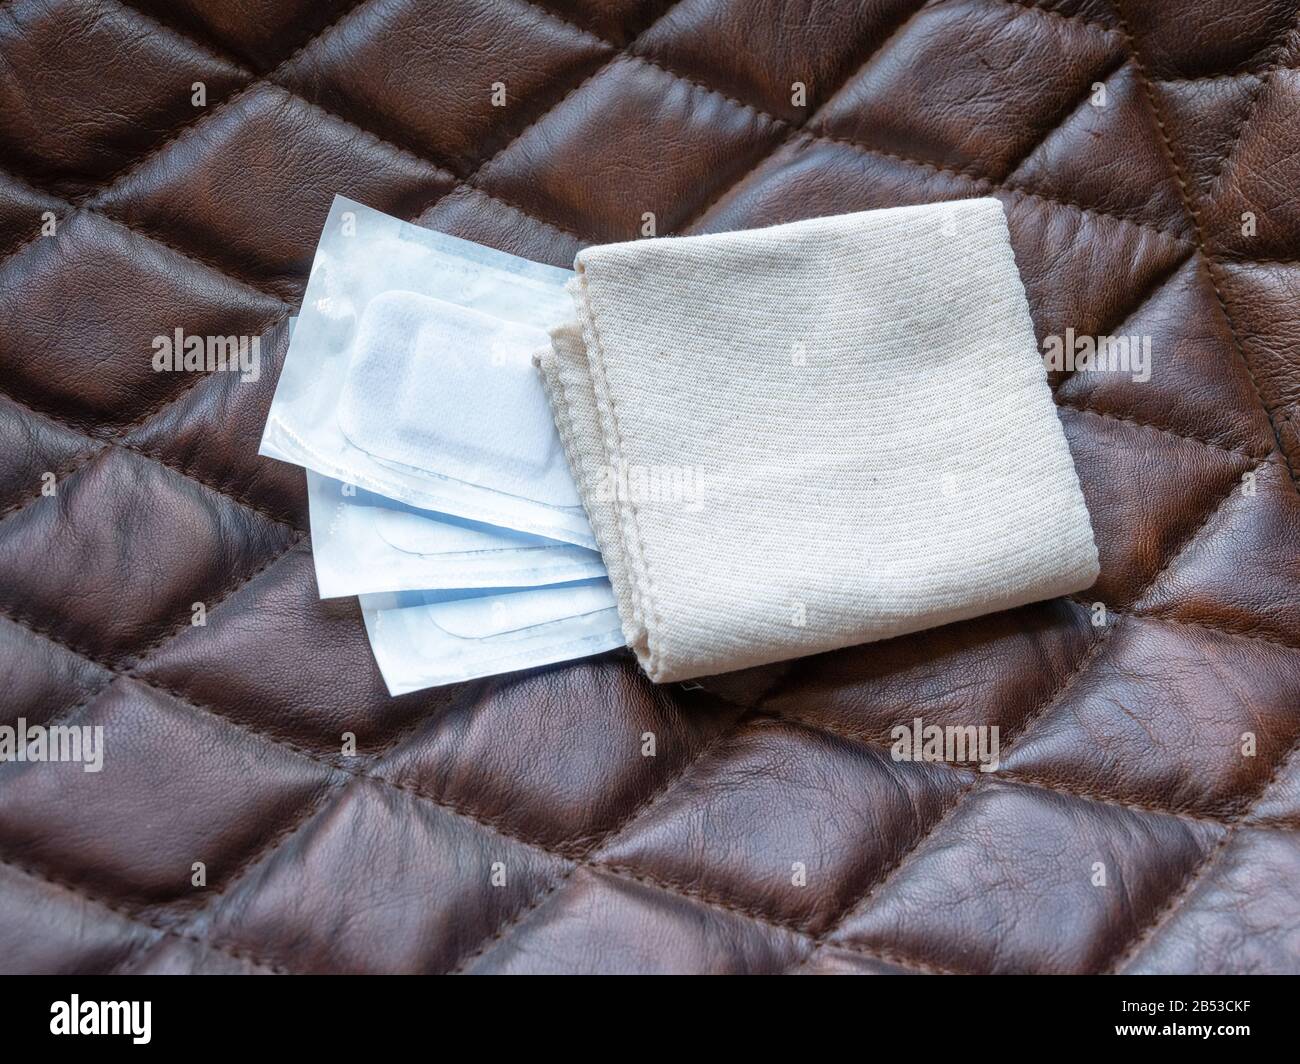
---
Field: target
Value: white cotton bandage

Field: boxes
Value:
[536,198,1100,683]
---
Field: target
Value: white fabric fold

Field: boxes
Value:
[536,198,1100,683]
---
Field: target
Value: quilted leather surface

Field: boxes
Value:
[1,0,1298,975]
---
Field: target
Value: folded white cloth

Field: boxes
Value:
[536,198,1099,683]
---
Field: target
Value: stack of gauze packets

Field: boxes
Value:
[260,196,624,695]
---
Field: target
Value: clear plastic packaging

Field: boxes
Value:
[260,195,596,547]
[359,582,625,694]
[306,470,606,598]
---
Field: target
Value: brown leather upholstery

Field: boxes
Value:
[1,0,1297,975]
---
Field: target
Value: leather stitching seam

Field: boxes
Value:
[0,854,288,974]
[1112,3,1300,492]
[445,689,754,973]
[759,711,1282,829]
[787,439,1280,970]
[1104,733,1300,972]
[1205,7,1300,188]
[114,678,474,974]
[788,623,1117,973]
[1055,400,1274,463]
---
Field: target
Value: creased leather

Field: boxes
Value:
[0,0,1297,975]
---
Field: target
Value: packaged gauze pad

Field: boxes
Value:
[306,470,606,598]
[360,582,625,694]
[261,195,597,548]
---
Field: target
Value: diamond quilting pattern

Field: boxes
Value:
[1053,255,1279,457]
[1120,0,1298,80]
[763,598,1097,741]
[0,446,299,665]
[831,781,1226,975]
[813,0,1126,178]
[1118,827,1300,975]
[0,0,248,197]
[634,0,921,123]
[0,613,111,731]
[1000,617,1300,815]
[0,212,285,430]
[591,721,971,935]
[200,779,576,975]
[376,655,738,852]
[275,0,617,172]
[0,170,62,258]
[478,55,791,241]
[93,84,460,295]
[0,0,1297,975]
[123,0,362,72]
[0,680,336,906]
[130,549,441,756]
[1006,63,1189,235]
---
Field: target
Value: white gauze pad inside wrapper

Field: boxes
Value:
[307,470,606,598]
[360,582,625,694]
[260,195,596,548]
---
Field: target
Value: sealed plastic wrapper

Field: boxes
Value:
[360,581,626,694]
[261,195,596,548]
[306,470,607,598]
